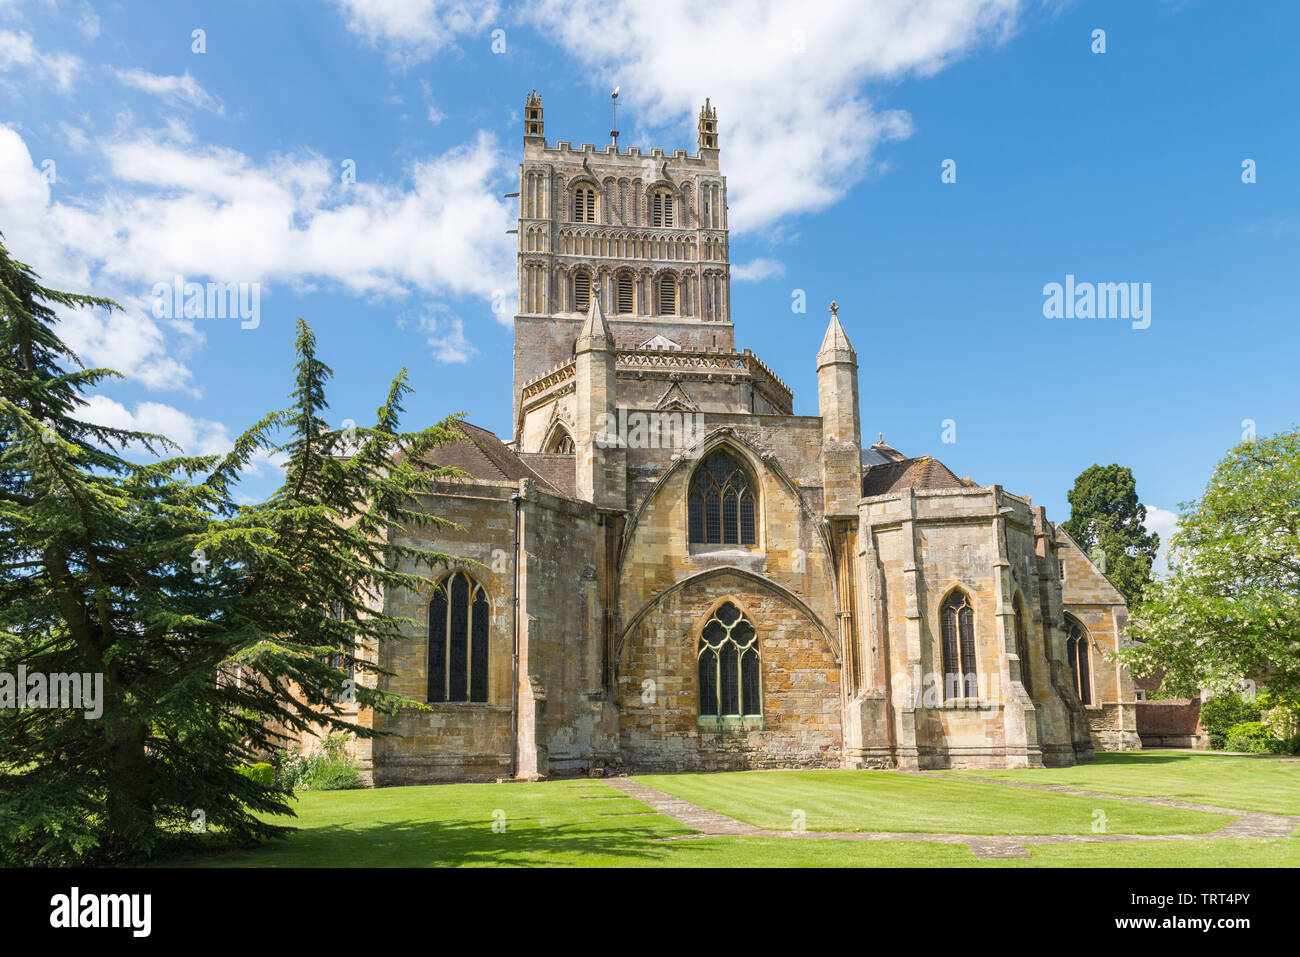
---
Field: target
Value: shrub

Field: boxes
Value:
[1224,721,1287,754]
[306,759,362,791]
[288,734,364,791]
[1199,694,1260,738]
[270,748,309,793]
[234,762,274,787]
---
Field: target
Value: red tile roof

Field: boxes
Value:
[861,455,972,497]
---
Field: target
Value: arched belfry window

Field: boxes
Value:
[1013,595,1033,699]
[659,274,677,315]
[572,270,592,313]
[1065,616,1092,705]
[940,589,978,699]
[698,602,761,717]
[651,189,674,227]
[429,571,489,703]
[616,272,635,314]
[573,184,596,223]
[688,449,757,546]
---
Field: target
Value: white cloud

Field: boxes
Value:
[80,395,289,478]
[76,4,100,41]
[115,69,225,114]
[1145,505,1180,578]
[524,0,1021,233]
[0,120,517,392]
[333,0,499,66]
[0,28,82,92]
[419,310,477,363]
[732,257,785,282]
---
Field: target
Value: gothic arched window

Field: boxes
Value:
[688,449,757,546]
[325,602,357,705]
[651,189,674,227]
[573,184,596,223]
[698,602,761,717]
[1014,595,1033,699]
[1065,616,1092,705]
[545,426,575,454]
[429,571,489,703]
[940,589,978,699]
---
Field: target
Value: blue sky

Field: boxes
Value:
[1,0,1296,568]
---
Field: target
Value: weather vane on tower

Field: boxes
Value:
[610,86,620,149]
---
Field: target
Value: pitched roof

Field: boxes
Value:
[518,452,577,499]
[861,455,972,497]
[417,421,567,497]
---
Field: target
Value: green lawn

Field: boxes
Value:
[633,769,1229,835]
[168,752,1299,868]
[937,750,1300,815]
[186,780,692,868]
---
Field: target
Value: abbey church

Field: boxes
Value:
[335,93,1141,783]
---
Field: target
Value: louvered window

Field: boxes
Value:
[659,274,676,315]
[688,449,757,546]
[698,602,761,717]
[573,271,591,312]
[617,274,635,314]
[651,191,674,227]
[574,185,596,223]
[941,590,978,699]
[429,572,489,703]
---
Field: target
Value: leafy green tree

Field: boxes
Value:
[1120,430,1300,701]
[0,236,461,864]
[1062,463,1160,606]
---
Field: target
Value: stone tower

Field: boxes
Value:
[573,294,625,509]
[512,92,735,442]
[817,302,862,518]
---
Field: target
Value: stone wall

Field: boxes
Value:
[617,570,841,770]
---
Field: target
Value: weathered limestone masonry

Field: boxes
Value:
[300,93,1141,783]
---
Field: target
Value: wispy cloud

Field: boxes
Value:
[0,28,82,92]
[115,69,225,114]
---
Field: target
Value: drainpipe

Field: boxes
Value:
[509,489,522,778]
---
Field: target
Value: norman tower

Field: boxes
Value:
[513,93,751,449]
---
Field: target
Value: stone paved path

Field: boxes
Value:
[604,774,1300,859]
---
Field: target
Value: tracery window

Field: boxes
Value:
[545,427,575,454]
[1065,616,1092,705]
[428,571,489,703]
[698,602,761,717]
[940,589,978,699]
[688,449,756,546]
